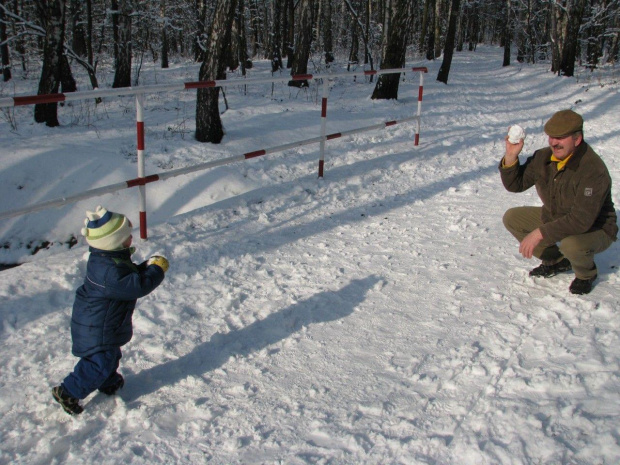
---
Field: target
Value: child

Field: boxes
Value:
[52,206,169,415]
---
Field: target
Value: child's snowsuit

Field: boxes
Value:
[61,247,165,399]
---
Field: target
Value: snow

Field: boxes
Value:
[1,46,620,464]
[507,124,525,144]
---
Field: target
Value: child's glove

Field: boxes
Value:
[147,255,169,273]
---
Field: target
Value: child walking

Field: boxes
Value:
[52,206,169,415]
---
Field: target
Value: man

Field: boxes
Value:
[500,110,617,295]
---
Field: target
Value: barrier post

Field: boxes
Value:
[318,79,329,178]
[136,93,148,239]
[414,68,425,146]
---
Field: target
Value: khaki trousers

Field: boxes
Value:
[503,206,613,279]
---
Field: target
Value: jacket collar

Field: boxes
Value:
[563,141,588,171]
[89,247,132,259]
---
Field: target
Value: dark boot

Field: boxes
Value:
[99,375,124,395]
[529,258,572,278]
[569,275,597,295]
[52,386,84,415]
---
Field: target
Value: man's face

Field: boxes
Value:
[548,133,582,160]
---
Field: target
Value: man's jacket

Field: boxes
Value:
[71,247,165,357]
[500,142,618,243]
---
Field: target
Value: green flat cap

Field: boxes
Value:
[544,110,583,138]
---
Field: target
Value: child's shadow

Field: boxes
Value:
[124,275,381,401]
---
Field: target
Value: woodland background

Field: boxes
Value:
[1,0,619,141]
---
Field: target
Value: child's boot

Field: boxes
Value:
[99,374,124,395]
[52,386,84,415]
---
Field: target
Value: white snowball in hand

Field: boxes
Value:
[508,125,526,144]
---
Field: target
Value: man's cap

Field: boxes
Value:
[544,110,583,138]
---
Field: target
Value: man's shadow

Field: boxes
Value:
[123,276,381,401]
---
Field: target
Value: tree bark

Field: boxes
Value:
[34,0,67,127]
[0,0,11,82]
[69,0,86,57]
[436,0,461,84]
[195,0,238,143]
[288,0,313,87]
[323,0,333,64]
[550,0,567,73]
[560,0,587,76]
[112,0,132,88]
[161,0,169,68]
[270,0,283,71]
[371,0,410,100]
[502,0,511,67]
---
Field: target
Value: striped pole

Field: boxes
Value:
[0,68,429,233]
[136,94,148,239]
[0,115,419,222]
[413,67,426,146]
[318,79,329,178]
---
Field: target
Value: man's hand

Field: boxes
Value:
[519,229,543,258]
[503,133,524,166]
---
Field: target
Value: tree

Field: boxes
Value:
[436,0,461,84]
[270,0,284,71]
[288,0,313,87]
[195,0,238,143]
[502,0,512,67]
[111,0,132,88]
[371,0,411,100]
[34,0,69,127]
[560,0,587,76]
[160,0,169,69]
[0,0,11,81]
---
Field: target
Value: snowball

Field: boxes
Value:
[508,125,526,144]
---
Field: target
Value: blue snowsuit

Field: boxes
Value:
[62,247,165,399]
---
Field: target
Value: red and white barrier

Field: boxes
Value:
[0,67,428,238]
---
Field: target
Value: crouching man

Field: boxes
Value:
[500,110,617,295]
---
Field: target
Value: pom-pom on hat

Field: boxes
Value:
[81,206,132,251]
[544,110,583,138]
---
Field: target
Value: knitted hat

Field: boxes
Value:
[544,110,583,138]
[81,206,132,251]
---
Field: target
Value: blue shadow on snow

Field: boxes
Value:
[123,275,381,401]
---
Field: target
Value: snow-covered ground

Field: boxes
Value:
[1,47,619,464]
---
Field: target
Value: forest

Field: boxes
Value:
[1,0,618,141]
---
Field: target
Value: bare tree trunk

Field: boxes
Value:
[426,0,436,59]
[69,0,86,57]
[238,0,250,73]
[348,15,359,69]
[112,0,132,88]
[194,0,207,62]
[550,0,567,73]
[34,0,66,127]
[195,0,238,143]
[289,0,313,87]
[270,0,283,71]
[502,0,511,67]
[323,0,333,64]
[372,0,410,99]
[285,0,294,68]
[560,0,587,76]
[434,0,443,58]
[161,0,169,68]
[436,0,461,84]
[419,0,431,55]
[0,0,11,82]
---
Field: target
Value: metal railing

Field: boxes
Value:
[0,67,428,239]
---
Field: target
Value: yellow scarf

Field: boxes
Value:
[551,153,574,171]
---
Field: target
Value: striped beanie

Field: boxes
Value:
[81,206,132,251]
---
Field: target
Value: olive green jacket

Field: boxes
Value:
[500,142,618,243]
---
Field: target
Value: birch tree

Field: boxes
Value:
[371,0,411,99]
[195,0,238,143]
